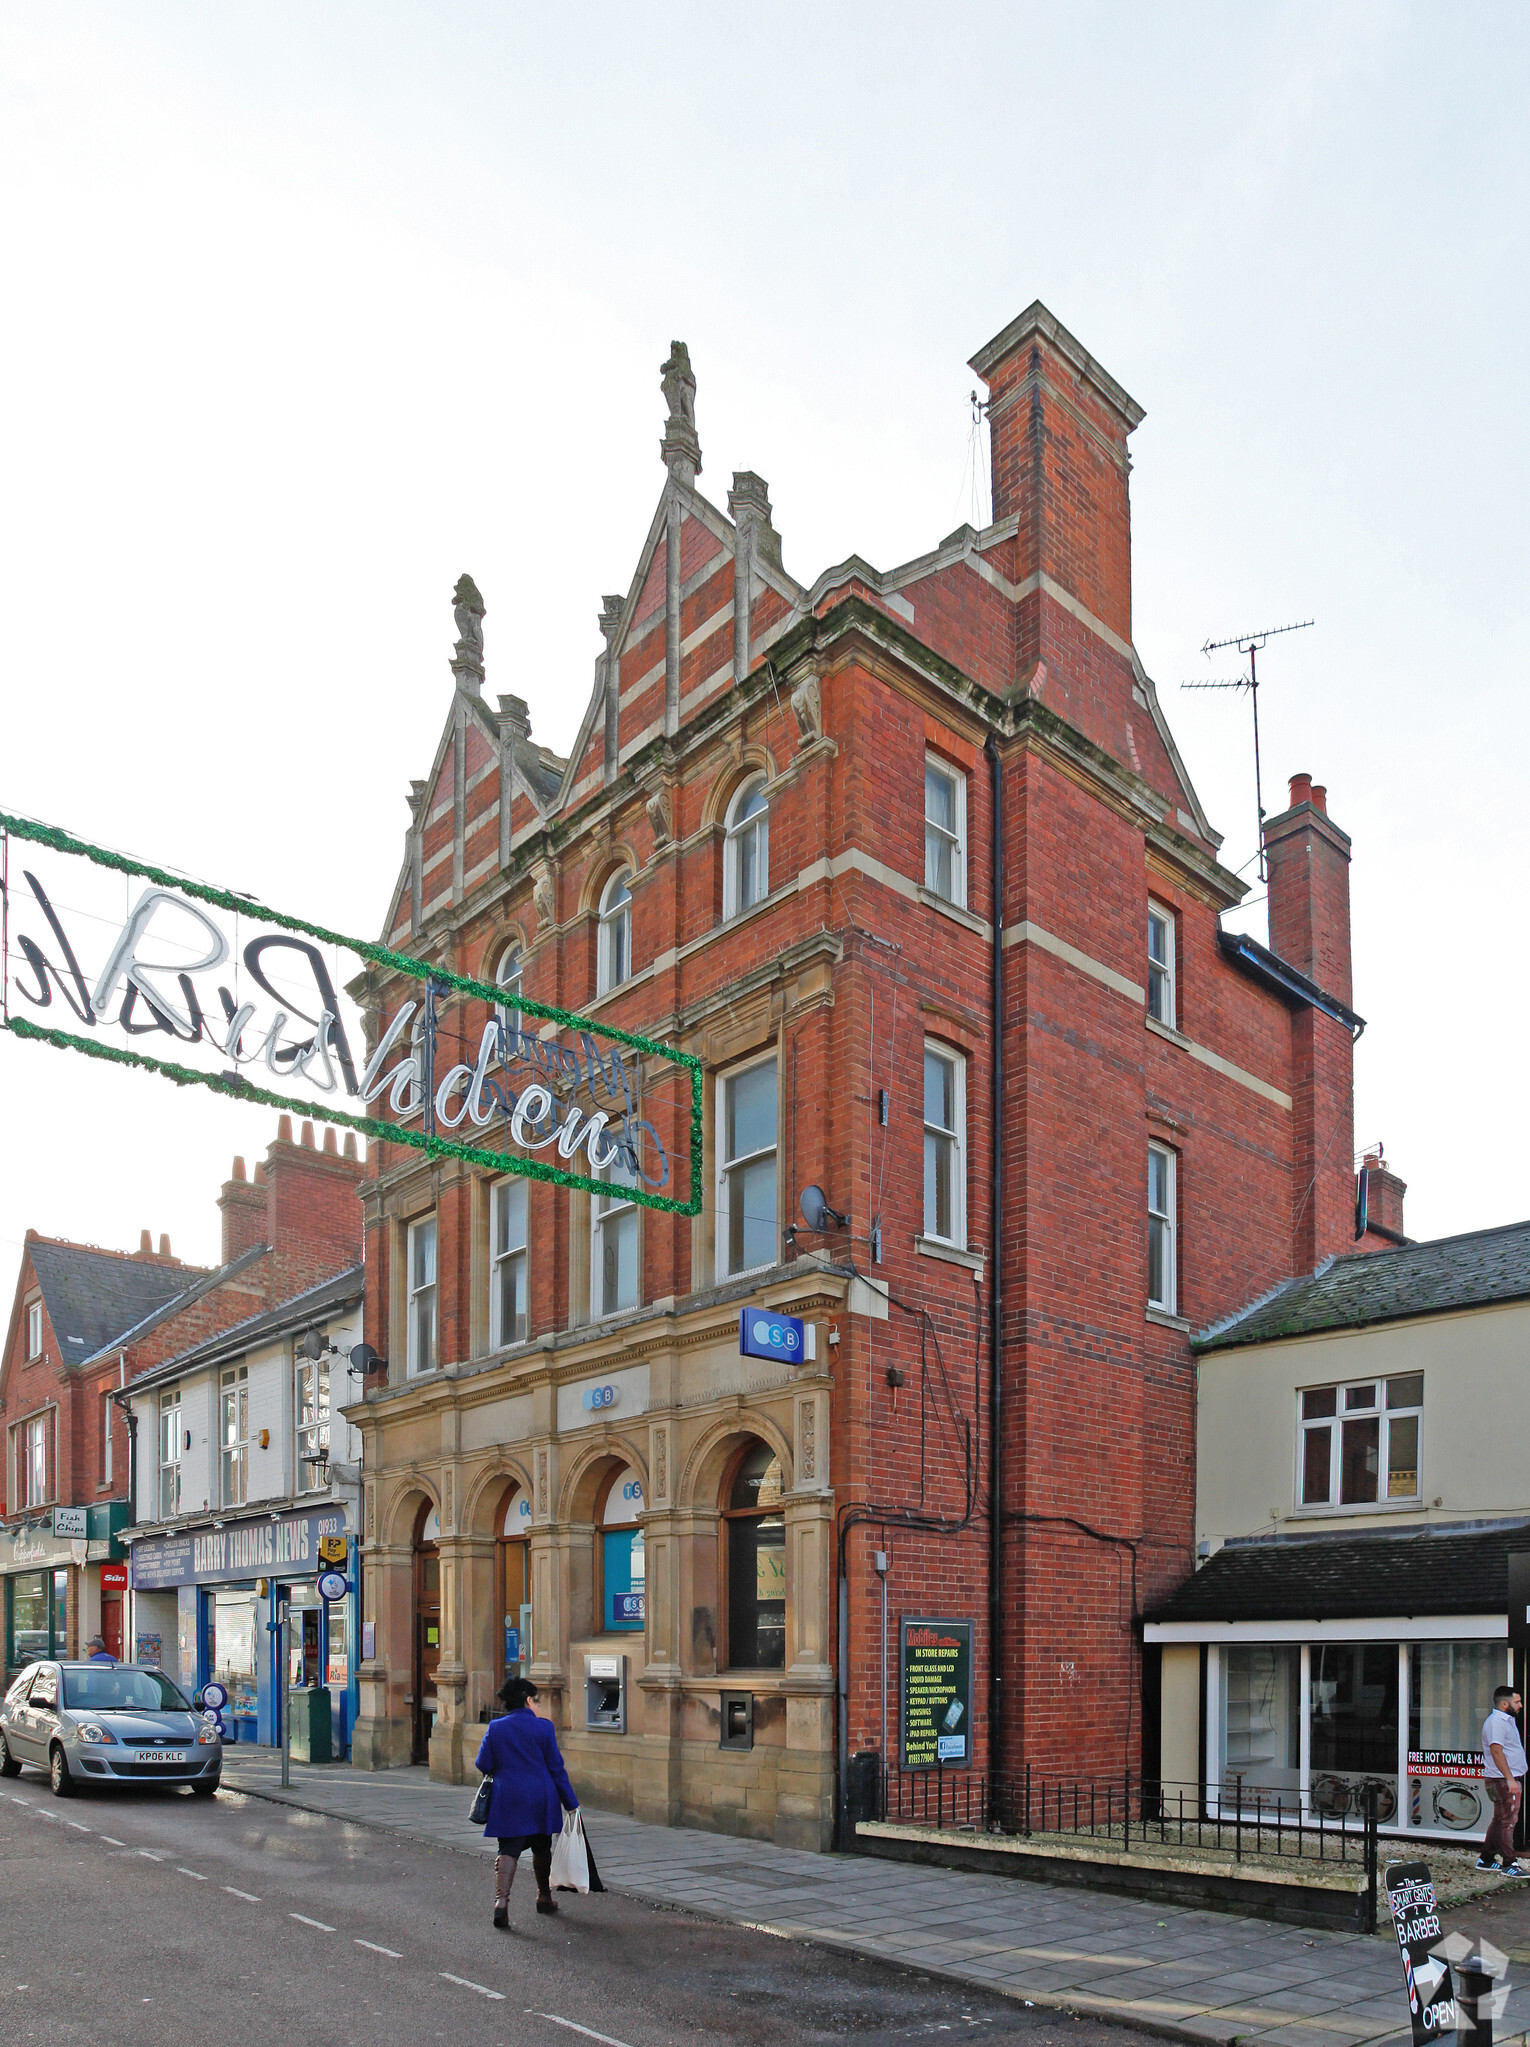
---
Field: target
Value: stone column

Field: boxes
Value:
[353,1537,412,1770]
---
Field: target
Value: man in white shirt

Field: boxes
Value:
[1479,1684,1529,1875]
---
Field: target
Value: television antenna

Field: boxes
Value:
[1181,618,1312,880]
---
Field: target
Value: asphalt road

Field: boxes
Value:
[0,1771,1172,2046]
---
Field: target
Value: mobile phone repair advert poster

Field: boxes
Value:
[900,1618,973,1769]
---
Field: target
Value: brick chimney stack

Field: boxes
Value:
[218,1154,268,1265]
[261,1121,364,1296]
[1357,1151,1408,1249]
[968,302,1145,750]
[1264,774,1358,1274]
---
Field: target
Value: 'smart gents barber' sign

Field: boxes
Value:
[1384,1863,1454,2044]
[0,811,700,1215]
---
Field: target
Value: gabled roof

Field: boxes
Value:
[26,1240,207,1365]
[124,1263,364,1394]
[1195,1218,1530,1353]
[78,1242,270,1368]
[1144,1521,1530,1625]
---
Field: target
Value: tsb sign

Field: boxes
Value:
[738,1308,807,1363]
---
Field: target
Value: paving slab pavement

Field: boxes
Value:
[220,1751,1530,2045]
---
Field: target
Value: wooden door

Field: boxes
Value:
[413,1543,440,1763]
[101,1596,122,1661]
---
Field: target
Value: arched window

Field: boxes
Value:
[723,777,769,920]
[723,1439,785,1670]
[499,1485,532,1683]
[495,943,523,1038]
[598,870,632,995]
[591,1150,639,1318]
[596,1464,645,1633]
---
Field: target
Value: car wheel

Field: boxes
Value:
[0,1735,20,1779]
[191,1777,219,1798]
[49,1745,73,1798]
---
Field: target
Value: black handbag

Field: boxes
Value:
[469,1775,493,1826]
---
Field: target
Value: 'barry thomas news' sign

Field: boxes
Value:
[0,810,700,1216]
[130,1506,346,1590]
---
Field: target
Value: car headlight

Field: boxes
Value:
[76,1722,117,1745]
[196,1724,221,1745]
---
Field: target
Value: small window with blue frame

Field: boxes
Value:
[599,1463,645,1632]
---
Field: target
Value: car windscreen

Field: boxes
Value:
[62,1667,192,1713]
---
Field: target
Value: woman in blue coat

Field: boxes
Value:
[475,1676,579,1929]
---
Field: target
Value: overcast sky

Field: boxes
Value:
[1,3,1525,1292]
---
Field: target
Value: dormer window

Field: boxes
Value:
[27,1301,42,1359]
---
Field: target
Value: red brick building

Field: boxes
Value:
[0,1116,363,1675]
[350,305,1390,1844]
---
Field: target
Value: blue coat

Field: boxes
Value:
[474,1708,578,1838]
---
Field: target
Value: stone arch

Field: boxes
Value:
[463,1456,535,1539]
[700,745,777,833]
[558,1432,650,1526]
[382,1475,440,1548]
[579,843,642,918]
[679,1411,794,1515]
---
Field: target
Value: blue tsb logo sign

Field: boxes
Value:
[738,1308,805,1363]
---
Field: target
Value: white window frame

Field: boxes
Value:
[159,1386,182,1519]
[590,1154,640,1320]
[1147,1143,1177,1315]
[495,942,523,1040]
[723,776,770,921]
[26,1301,42,1359]
[1298,1375,1423,1512]
[716,1053,779,1280]
[490,1177,529,1348]
[295,1353,330,1495]
[407,1216,438,1377]
[220,1364,249,1509]
[102,1388,113,1486]
[921,1041,967,1248]
[1148,901,1176,1030]
[923,754,967,908]
[24,1413,47,1509]
[598,870,633,995]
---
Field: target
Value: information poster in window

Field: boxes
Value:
[900,1616,973,1771]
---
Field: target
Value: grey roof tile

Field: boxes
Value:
[28,1240,207,1362]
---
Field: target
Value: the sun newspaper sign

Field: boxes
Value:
[0,812,701,1214]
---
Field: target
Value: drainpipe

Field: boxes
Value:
[985,735,1004,1806]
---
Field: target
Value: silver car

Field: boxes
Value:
[0,1661,221,1798]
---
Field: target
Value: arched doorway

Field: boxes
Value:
[497,1483,533,1687]
[722,1439,785,1670]
[412,1500,441,1763]
[594,1462,646,1635]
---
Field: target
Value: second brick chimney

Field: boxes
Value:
[218,1155,268,1265]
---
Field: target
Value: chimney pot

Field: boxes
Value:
[300,1120,316,1149]
[232,1156,247,1183]
[253,1162,267,1185]
[138,1229,152,1255]
[158,1233,170,1257]
[277,1114,294,1144]
[1311,783,1328,814]
[343,1133,358,1161]
[1288,772,1313,808]
[323,1127,338,1155]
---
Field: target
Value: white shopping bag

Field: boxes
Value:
[549,1808,590,1894]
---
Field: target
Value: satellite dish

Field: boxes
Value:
[799,1185,849,1232]
[300,1329,326,1361]
[348,1341,379,1375]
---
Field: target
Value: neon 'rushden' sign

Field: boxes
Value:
[0,812,701,1217]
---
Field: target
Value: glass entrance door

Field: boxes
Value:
[413,1504,440,1763]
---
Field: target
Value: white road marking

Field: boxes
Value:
[66,1821,89,1832]
[223,1886,261,1902]
[9,1797,29,1806]
[103,1837,125,1847]
[176,1868,207,1880]
[290,1913,336,1932]
[138,1850,165,1861]
[354,1939,402,1958]
[441,1973,505,2001]
[529,2015,639,2047]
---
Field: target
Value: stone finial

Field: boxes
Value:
[496,694,531,749]
[729,470,783,571]
[660,342,701,485]
[408,778,427,819]
[452,572,485,691]
[599,594,624,646]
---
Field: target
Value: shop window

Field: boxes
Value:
[718,1056,778,1278]
[597,1464,645,1633]
[1300,1374,1422,1508]
[1148,1144,1177,1314]
[922,1043,966,1246]
[591,1153,639,1319]
[1409,1641,1506,1834]
[23,1413,47,1508]
[27,1301,42,1359]
[407,1217,438,1376]
[598,870,632,995]
[923,756,966,907]
[213,1587,258,1720]
[491,1177,528,1347]
[723,777,770,920]
[495,942,523,1038]
[11,1572,48,1664]
[1221,1645,1300,1807]
[220,1364,249,1508]
[1148,902,1176,1028]
[724,1440,786,1671]
[1309,1642,1399,1822]
[296,1354,330,1494]
[158,1386,181,1518]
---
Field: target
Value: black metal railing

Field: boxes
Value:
[861,1765,1380,1929]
